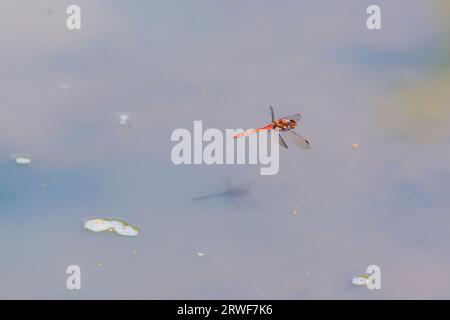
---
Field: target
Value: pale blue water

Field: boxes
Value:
[0,0,449,299]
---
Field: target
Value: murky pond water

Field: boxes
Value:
[0,0,449,299]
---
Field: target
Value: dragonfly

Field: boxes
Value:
[233,106,311,149]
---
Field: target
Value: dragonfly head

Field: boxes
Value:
[288,120,297,129]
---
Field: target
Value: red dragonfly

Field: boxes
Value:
[234,106,311,149]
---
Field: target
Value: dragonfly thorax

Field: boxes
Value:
[274,119,297,131]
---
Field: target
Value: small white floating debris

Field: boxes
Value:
[15,155,32,165]
[352,275,369,286]
[293,205,300,215]
[196,252,205,257]
[116,112,132,126]
[84,218,139,237]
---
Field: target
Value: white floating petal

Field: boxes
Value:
[352,275,369,286]
[84,218,139,237]
[15,155,32,165]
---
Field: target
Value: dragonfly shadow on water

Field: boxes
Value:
[191,180,260,211]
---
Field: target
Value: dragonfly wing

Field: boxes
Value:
[278,132,288,149]
[271,131,288,148]
[269,105,275,122]
[281,113,301,122]
[287,130,311,149]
